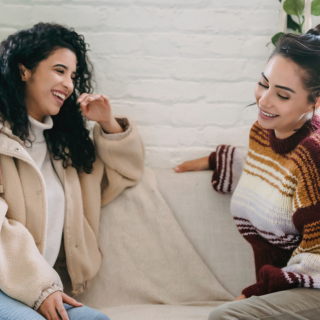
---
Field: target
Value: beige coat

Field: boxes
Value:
[0,119,144,310]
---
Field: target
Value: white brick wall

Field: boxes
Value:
[0,0,289,168]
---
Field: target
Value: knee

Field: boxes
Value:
[94,314,110,320]
[97,314,111,320]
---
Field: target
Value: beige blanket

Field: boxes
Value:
[78,167,233,310]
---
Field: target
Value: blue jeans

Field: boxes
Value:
[0,291,110,320]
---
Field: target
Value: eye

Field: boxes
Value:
[258,81,269,89]
[56,69,64,74]
[277,94,289,100]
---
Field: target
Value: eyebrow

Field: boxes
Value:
[53,64,76,75]
[261,72,296,94]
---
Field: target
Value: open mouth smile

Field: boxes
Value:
[52,90,67,105]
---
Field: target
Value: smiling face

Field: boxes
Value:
[255,55,320,139]
[20,47,77,122]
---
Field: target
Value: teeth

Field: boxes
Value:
[261,110,278,117]
[53,91,66,101]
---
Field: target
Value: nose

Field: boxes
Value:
[61,75,74,93]
[259,87,272,109]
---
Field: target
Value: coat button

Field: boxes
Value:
[14,148,20,152]
[36,190,42,195]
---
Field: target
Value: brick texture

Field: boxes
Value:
[0,0,306,168]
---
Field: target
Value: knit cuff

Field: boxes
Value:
[242,281,267,298]
[33,284,63,311]
[209,152,217,170]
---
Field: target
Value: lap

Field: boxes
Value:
[208,288,320,320]
[0,291,110,320]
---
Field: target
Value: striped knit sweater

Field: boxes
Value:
[210,114,320,298]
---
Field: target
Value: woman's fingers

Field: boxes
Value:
[62,292,83,307]
[174,156,210,173]
[174,162,190,173]
[77,93,88,103]
[57,305,69,320]
[79,94,104,114]
[47,307,61,320]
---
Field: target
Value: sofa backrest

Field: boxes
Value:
[154,169,255,297]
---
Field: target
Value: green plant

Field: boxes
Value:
[271,0,320,46]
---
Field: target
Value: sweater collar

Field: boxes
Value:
[28,116,53,143]
[268,114,320,154]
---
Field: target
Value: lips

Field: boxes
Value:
[52,92,64,106]
[259,108,279,120]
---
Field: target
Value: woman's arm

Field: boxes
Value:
[78,93,145,205]
[0,198,63,310]
[174,156,211,172]
[175,145,247,194]
[241,159,320,298]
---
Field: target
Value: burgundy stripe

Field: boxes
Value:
[295,149,320,201]
[250,136,269,148]
[299,273,305,287]
[227,147,235,192]
[250,126,269,140]
[288,272,299,284]
[220,145,230,192]
[289,156,313,207]
[309,276,314,288]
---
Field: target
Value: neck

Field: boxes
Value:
[26,100,46,123]
[274,114,310,140]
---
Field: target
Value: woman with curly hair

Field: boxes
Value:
[0,23,144,319]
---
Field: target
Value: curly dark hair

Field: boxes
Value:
[0,22,95,173]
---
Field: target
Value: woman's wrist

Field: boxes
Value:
[99,117,124,134]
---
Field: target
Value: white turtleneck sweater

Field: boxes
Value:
[27,116,65,267]
[26,116,129,267]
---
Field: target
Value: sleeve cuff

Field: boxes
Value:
[101,117,132,141]
[209,152,217,170]
[242,281,267,298]
[33,284,63,311]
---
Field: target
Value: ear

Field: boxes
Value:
[19,64,30,81]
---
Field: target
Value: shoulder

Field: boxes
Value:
[248,120,270,149]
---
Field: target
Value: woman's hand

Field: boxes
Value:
[77,93,123,134]
[38,291,82,320]
[174,156,210,173]
[234,294,246,301]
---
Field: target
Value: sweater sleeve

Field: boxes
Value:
[242,206,320,297]
[93,117,145,206]
[0,198,63,310]
[242,153,320,297]
[210,145,247,194]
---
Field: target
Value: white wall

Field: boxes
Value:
[0,0,282,168]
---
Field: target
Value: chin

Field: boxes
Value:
[48,106,62,116]
[257,117,276,130]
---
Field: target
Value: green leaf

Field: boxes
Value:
[283,0,304,18]
[271,32,285,46]
[287,14,301,31]
[312,0,320,16]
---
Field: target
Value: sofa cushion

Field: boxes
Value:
[154,169,255,297]
[77,168,233,309]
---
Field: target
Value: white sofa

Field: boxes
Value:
[77,169,256,320]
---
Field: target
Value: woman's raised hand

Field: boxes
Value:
[77,93,123,134]
[174,156,210,173]
[38,291,82,320]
